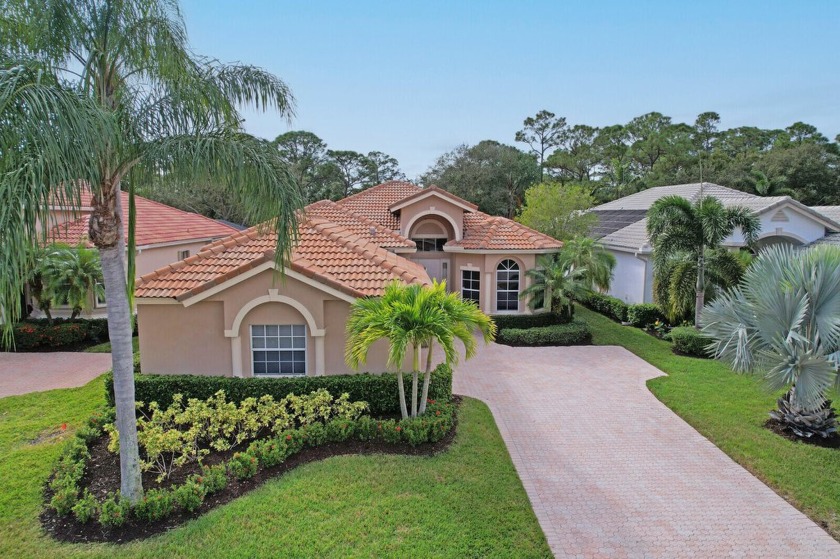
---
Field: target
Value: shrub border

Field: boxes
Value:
[495,320,592,347]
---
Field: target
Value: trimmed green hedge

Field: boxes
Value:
[2,317,111,351]
[490,311,570,330]
[495,320,592,347]
[670,327,713,358]
[105,365,452,416]
[626,304,666,328]
[582,292,628,322]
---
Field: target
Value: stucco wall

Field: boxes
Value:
[135,240,213,277]
[398,196,465,240]
[728,206,826,246]
[138,301,231,375]
[606,249,649,304]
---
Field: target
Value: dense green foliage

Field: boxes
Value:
[581,292,629,322]
[2,318,110,351]
[579,305,840,539]
[0,380,550,558]
[669,327,713,358]
[490,311,570,330]
[105,365,452,417]
[495,321,592,347]
[625,304,666,329]
[38,244,104,319]
[517,182,596,240]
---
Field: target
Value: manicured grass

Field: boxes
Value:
[0,379,550,558]
[83,337,139,354]
[577,305,840,539]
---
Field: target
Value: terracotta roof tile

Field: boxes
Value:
[449,212,563,251]
[304,199,414,250]
[337,181,422,230]
[388,185,478,211]
[49,190,237,247]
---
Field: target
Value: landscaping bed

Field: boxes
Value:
[42,397,460,544]
[495,320,591,347]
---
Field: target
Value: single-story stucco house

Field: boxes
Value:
[590,182,840,304]
[135,181,563,377]
[37,189,239,318]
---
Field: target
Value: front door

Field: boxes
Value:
[422,259,449,284]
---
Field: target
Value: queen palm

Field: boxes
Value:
[701,244,840,438]
[0,0,302,502]
[647,194,759,326]
[40,244,105,319]
[345,281,494,419]
[520,255,591,318]
[559,236,616,292]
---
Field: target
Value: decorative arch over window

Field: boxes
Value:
[496,259,520,312]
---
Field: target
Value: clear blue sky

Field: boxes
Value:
[180,0,839,178]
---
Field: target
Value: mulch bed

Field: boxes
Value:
[764,417,840,449]
[41,397,461,544]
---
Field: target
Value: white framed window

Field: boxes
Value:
[177,249,191,260]
[496,259,520,312]
[411,238,447,252]
[250,324,306,376]
[462,269,480,303]
[94,282,107,308]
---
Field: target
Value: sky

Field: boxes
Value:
[180,0,840,179]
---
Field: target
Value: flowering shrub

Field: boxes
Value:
[173,480,206,512]
[99,492,130,527]
[133,488,175,522]
[228,452,258,480]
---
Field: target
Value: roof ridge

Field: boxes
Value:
[306,199,414,246]
[336,180,420,204]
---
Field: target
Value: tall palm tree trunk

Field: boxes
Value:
[695,248,705,327]
[418,341,434,415]
[411,345,420,417]
[396,371,409,419]
[90,180,143,503]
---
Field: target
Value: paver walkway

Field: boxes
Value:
[452,343,840,559]
[0,352,112,398]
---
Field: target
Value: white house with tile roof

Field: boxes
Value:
[134,182,563,377]
[590,183,840,305]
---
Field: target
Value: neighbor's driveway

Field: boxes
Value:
[0,352,112,398]
[452,343,840,559]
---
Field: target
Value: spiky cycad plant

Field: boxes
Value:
[701,244,840,439]
[40,244,104,319]
[0,0,302,502]
[520,255,591,318]
[648,195,759,326]
[345,281,494,419]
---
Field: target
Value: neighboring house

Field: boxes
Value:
[135,181,562,377]
[590,183,840,304]
[38,190,238,317]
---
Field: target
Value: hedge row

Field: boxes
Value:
[626,304,666,329]
[2,318,110,351]
[582,292,628,322]
[670,327,713,358]
[105,365,452,416]
[495,320,592,347]
[490,311,571,330]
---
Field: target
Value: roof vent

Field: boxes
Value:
[771,209,789,222]
[369,227,377,236]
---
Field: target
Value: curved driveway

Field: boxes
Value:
[452,343,840,559]
[0,352,112,398]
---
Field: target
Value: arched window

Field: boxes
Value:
[496,259,520,312]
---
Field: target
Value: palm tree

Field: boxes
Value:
[647,195,759,326]
[40,244,104,319]
[520,255,591,318]
[701,244,840,438]
[653,248,746,324]
[0,0,302,503]
[559,236,616,292]
[750,169,792,197]
[345,281,494,419]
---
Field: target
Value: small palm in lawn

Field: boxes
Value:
[345,281,494,419]
[702,244,840,438]
[647,194,760,326]
[520,255,591,318]
[653,248,747,324]
[40,244,104,319]
[1,0,302,502]
[559,236,616,292]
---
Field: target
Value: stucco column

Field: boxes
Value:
[230,336,243,377]
[314,334,325,376]
[483,271,493,314]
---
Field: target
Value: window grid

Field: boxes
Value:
[178,249,191,260]
[461,269,480,303]
[251,324,306,376]
[496,259,520,312]
[411,238,447,252]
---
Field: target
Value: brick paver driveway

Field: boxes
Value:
[452,343,840,559]
[0,352,112,398]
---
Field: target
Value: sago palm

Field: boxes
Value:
[0,0,302,502]
[701,244,840,438]
[40,244,104,319]
[520,255,591,318]
[647,194,759,326]
[559,236,616,292]
[345,281,494,419]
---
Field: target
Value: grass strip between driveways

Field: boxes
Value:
[0,378,551,559]
[83,337,140,354]
[577,305,840,540]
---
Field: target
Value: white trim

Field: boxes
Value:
[459,264,481,271]
[443,247,560,254]
[409,218,448,237]
[314,336,325,376]
[225,289,327,338]
[403,211,462,241]
[182,261,356,307]
[482,271,492,314]
[495,259,521,313]
[755,230,808,245]
[231,337,243,377]
[135,297,179,305]
[461,268,481,304]
[389,189,476,213]
[249,323,308,377]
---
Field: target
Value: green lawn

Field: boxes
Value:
[0,379,550,558]
[577,305,840,539]
[83,337,139,354]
